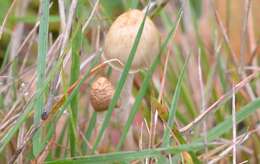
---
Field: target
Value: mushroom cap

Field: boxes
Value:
[104,9,160,73]
[90,77,115,112]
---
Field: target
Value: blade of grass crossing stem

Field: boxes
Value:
[55,124,67,158]
[91,6,150,153]
[69,25,81,156]
[46,142,205,164]
[116,9,183,150]
[197,98,260,142]
[162,54,190,147]
[83,112,97,153]
[33,0,49,156]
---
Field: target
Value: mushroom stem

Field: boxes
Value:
[118,74,134,124]
[96,112,105,137]
[113,72,136,150]
[94,111,110,152]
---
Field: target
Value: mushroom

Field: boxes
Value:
[89,76,116,152]
[99,9,160,150]
[103,9,160,73]
[90,76,115,112]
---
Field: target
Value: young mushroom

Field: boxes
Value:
[89,76,115,152]
[101,9,161,150]
[90,76,115,112]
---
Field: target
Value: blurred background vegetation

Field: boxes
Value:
[0,0,259,163]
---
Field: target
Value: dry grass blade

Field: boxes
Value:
[210,0,256,102]
[58,0,66,33]
[0,0,18,39]
[232,85,236,164]
[209,0,238,66]
[198,49,208,162]
[180,72,259,133]
[208,127,260,164]
[82,0,100,33]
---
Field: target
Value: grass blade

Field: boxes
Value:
[33,0,49,156]
[46,142,205,164]
[198,98,260,142]
[82,112,97,153]
[161,9,197,119]
[161,54,190,147]
[68,25,81,156]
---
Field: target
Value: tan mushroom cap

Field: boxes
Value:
[90,77,115,112]
[104,9,160,73]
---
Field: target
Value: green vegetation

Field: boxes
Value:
[0,0,259,163]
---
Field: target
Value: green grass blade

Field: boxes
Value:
[11,15,59,24]
[162,54,190,147]
[82,111,97,153]
[69,25,81,157]
[116,9,183,150]
[45,142,205,164]
[161,10,197,119]
[55,124,68,158]
[100,0,124,22]
[33,0,49,156]
[91,6,149,153]
[198,98,260,142]
[130,0,139,8]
